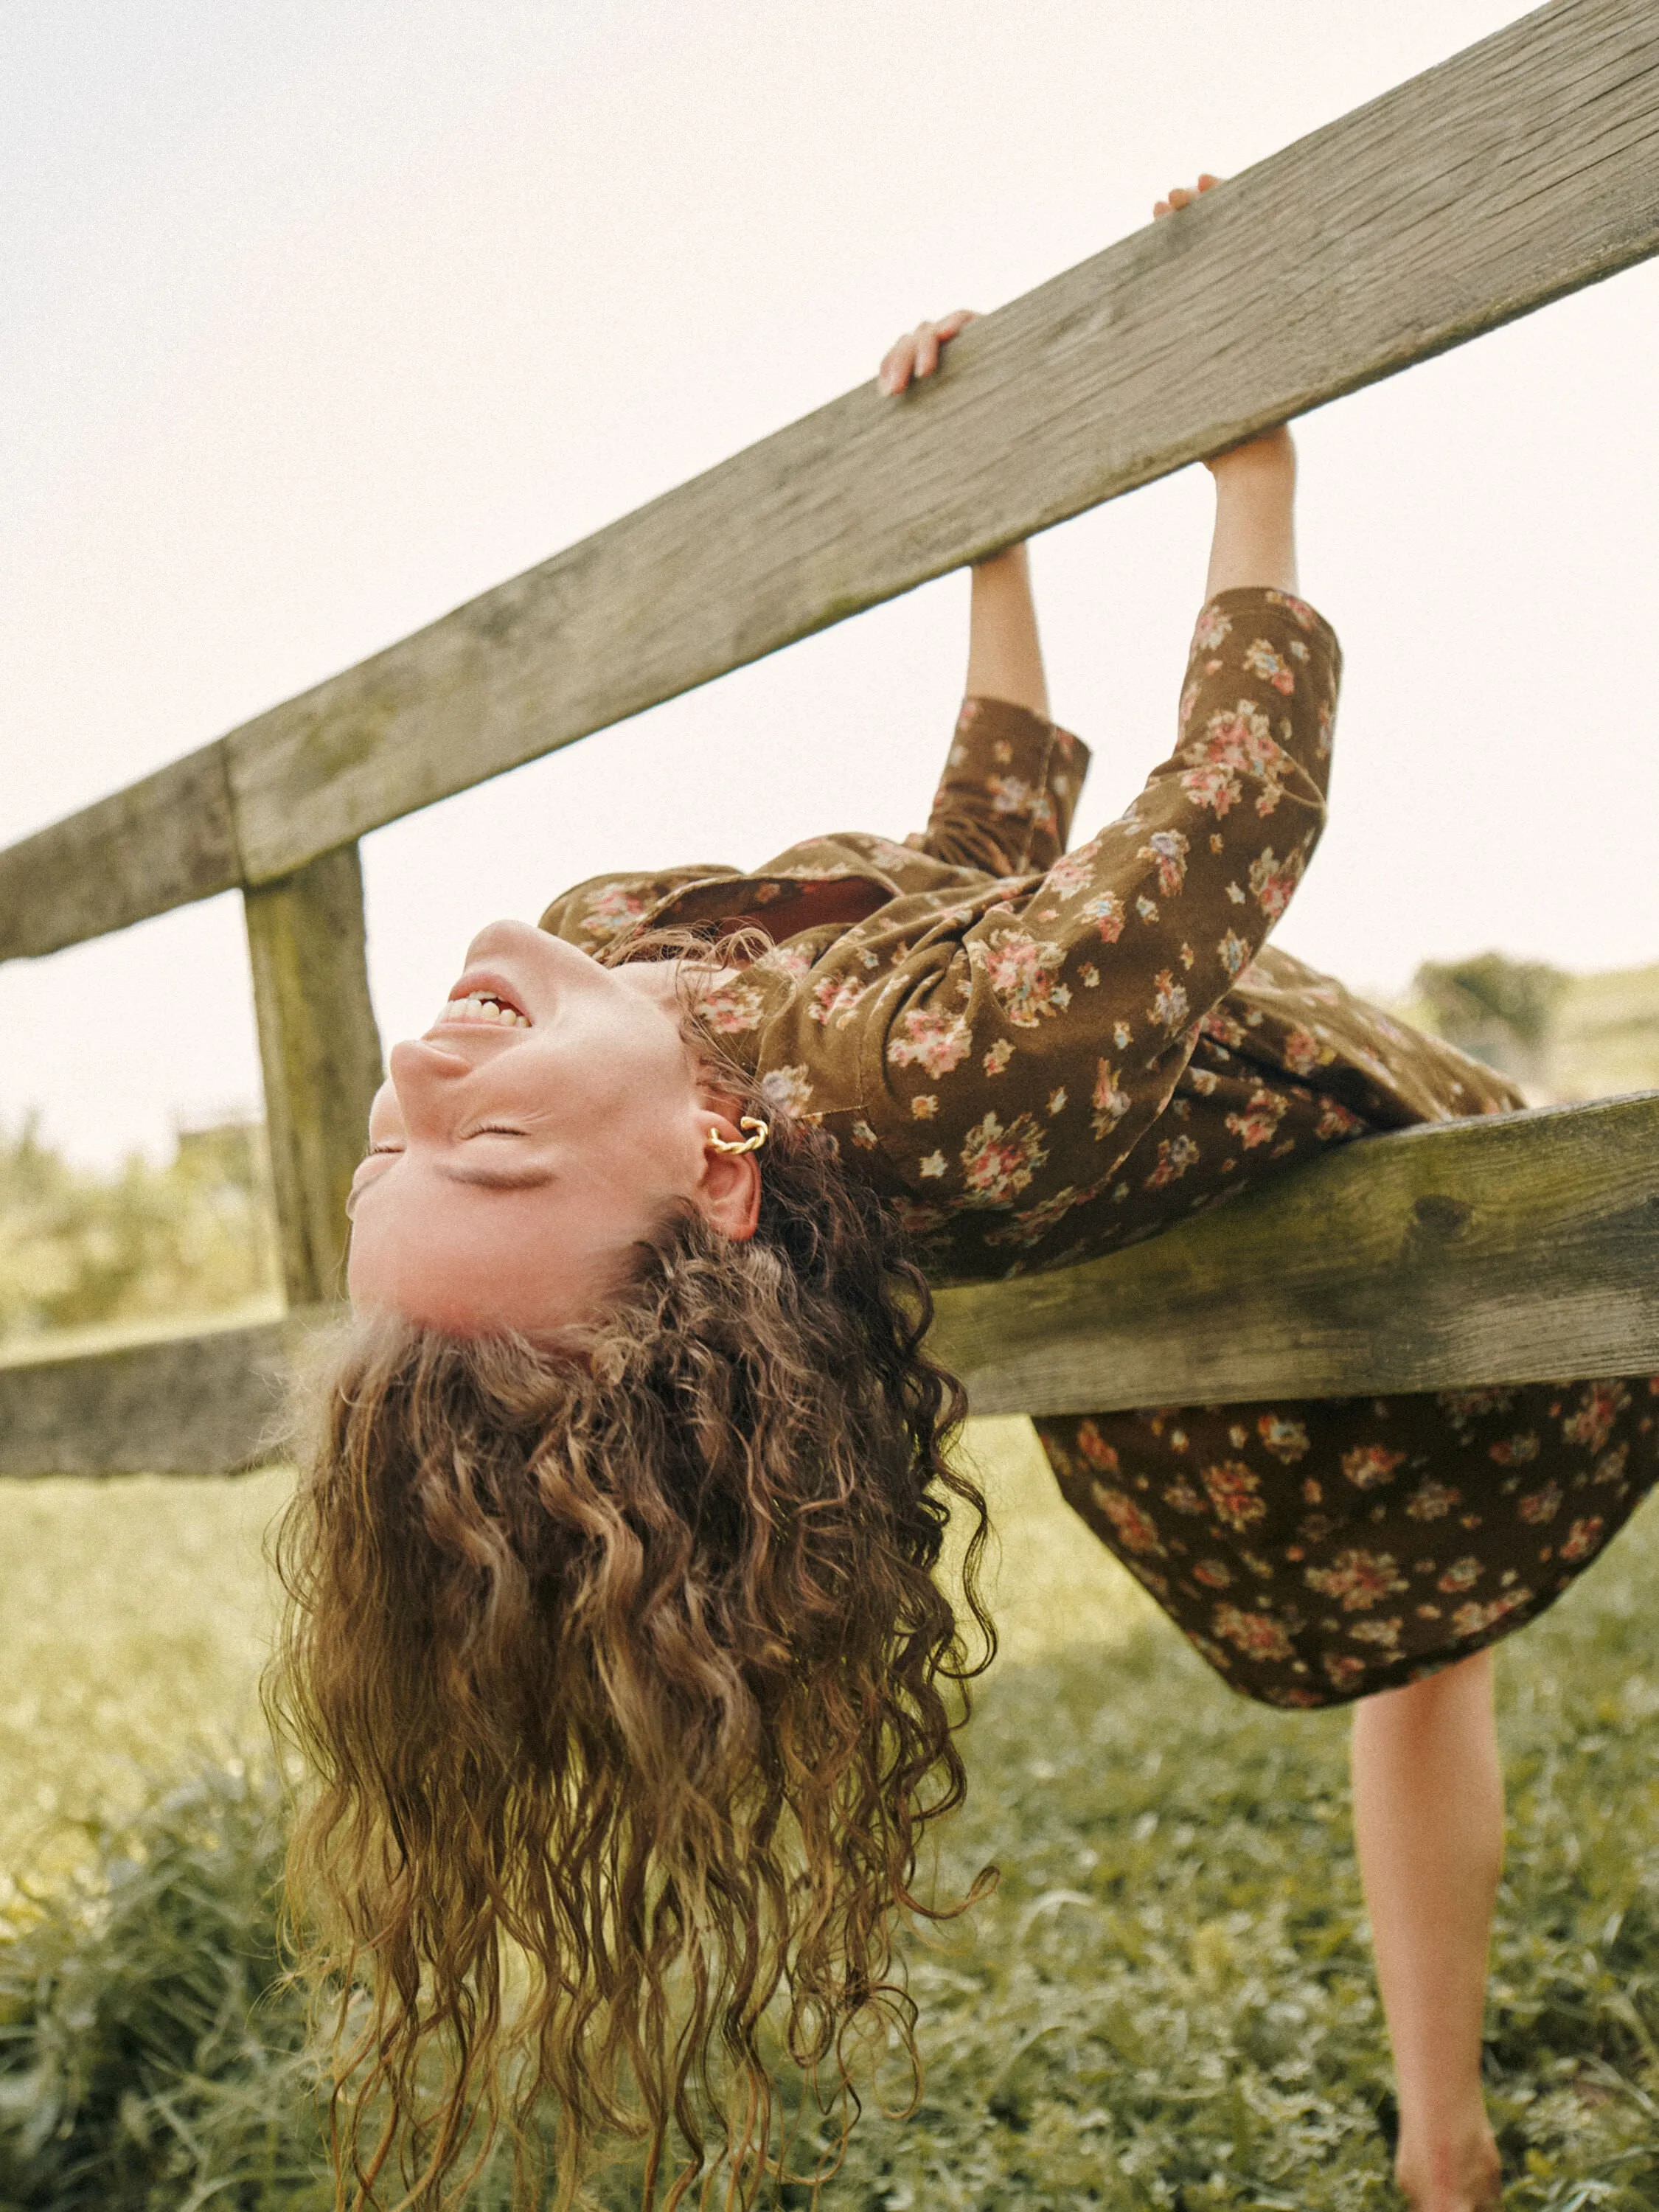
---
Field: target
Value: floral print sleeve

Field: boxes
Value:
[772,588,1340,1263]
[912,698,1091,877]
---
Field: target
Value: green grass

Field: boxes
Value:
[2,1421,1658,2208]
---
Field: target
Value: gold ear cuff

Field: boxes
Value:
[707,1116,770,1155]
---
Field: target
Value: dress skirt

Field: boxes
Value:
[1032,1378,1659,1707]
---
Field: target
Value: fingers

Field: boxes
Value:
[878,310,978,395]
[1153,172,1222,220]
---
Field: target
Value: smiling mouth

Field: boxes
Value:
[434,970,532,1030]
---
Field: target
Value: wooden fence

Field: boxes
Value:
[4,0,1658,1474]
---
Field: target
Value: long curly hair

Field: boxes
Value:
[267,1036,994,2210]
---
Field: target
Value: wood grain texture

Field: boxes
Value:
[0,1318,290,1477]
[928,1093,1659,1416]
[0,743,238,962]
[220,0,1659,880]
[243,846,384,1307]
[4,1098,1654,1473]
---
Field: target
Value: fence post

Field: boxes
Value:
[243,844,383,1310]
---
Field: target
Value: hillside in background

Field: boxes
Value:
[1399,955,1659,1106]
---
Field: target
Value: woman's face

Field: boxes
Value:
[346,920,760,1334]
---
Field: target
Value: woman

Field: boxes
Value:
[276,180,1656,2212]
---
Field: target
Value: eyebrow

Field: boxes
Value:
[439,1162,558,1192]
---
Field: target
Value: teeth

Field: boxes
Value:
[439,994,531,1029]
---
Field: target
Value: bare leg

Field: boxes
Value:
[1350,1651,1504,2211]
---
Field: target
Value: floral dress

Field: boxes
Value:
[539,586,1658,1708]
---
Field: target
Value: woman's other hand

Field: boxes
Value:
[877,310,978,396]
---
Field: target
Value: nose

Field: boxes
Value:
[389,1036,472,1141]
[465,916,547,966]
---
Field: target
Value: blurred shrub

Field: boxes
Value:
[0,1763,325,2212]
[0,1117,279,1344]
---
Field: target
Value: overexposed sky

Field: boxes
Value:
[5,0,1657,1165]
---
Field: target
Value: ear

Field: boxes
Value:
[692,1110,764,1242]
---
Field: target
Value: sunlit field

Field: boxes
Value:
[4,1419,1658,2208]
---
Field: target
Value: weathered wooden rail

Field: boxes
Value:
[3,0,1658,1472]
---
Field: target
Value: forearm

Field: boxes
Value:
[1204,428,1298,599]
[966,543,1049,719]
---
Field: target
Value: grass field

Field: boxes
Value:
[4,1419,1658,2208]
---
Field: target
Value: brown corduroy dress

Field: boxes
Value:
[539,586,1658,1708]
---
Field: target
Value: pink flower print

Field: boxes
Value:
[959,1110,1046,1203]
[984,931,1062,1028]
[1149,970,1190,1032]
[892,1197,950,1235]
[1560,1516,1606,1563]
[1144,1134,1200,1189]
[1202,1458,1267,1532]
[1225,1087,1287,1151]
[1406,1481,1461,1522]
[909,1093,939,1119]
[580,884,649,942]
[1243,639,1295,695]
[1043,844,1099,898]
[987,773,1034,817]
[1217,930,1250,977]
[1437,1388,1515,1425]
[1080,891,1125,944]
[1281,1024,1330,1079]
[1437,1557,1483,1594]
[984,1183,1105,1248]
[1563,1382,1628,1453]
[918,1150,947,1180]
[1194,1559,1233,1590]
[1323,1652,1368,1694]
[1264,589,1317,629]
[1315,1099,1365,1141]
[1450,1591,1531,1638]
[1304,1548,1407,1612]
[888,1005,973,1077]
[697,984,766,1034]
[1192,603,1234,652]
[1164,1478,1206,1515]
[1091,1484,1163,1554]
[1517,1482,1562,1525]
[810,973,869,1026]
[1342,1443,1407,1491]
[759,1064,813,1115]
[1178,680,1200,733]
[983,1037,1015,1077]
[1139,829,1190,896]
[1346,1617,1403,1651]
[1212,1604,1295,1663]
[1201,1008,1247,1049]
[1594,1444,1630,1486]
[1257,1413,1310,1464]
[1248,846,1305,920]
[1091,1060,1132,1141]
[1179,760,1243,817]
[1194,700,1279,776]
[762,941,814,981]
[1489,1432,1540,1467]
[1076,1421,1120,1473]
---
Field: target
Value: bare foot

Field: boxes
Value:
[1394,2124,1503,2211]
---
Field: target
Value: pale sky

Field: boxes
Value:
[5,0,1656,1166]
